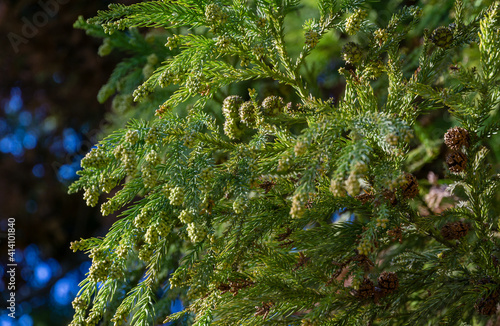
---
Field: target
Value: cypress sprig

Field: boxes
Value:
[69,1,500,325]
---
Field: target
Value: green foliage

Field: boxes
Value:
[70,0,500,325]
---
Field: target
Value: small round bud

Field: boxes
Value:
[158,218,172,237]
[145,224,160,245]
[98,84,115,104]
[330,178,347,197]
[70,240,86,252]
[147,53,158,65]
[116,244,130,260]
[345,9,367,35]
[125,130,139,145]
[216,35,232,50]
[132,84,149,102]
[169,186,185,206]
[138,244,154,262]
[375,216,389,229]
[85,311,102,326]
[159,70,175,88]
[187,222,207,243]
[233,196,247,214]
[239,101,256,126]
[205,3,226,26]
[134,207,151,229]
[98,38,113,57]
[430,26,453,48]
[223,118,242,139]
[261,96,284,116]
[179,209,195,224]
[165,35,181,50]
[277,154,292,172]
[356,239,371,255]
[341,42,363,64]
[101,198,121,216]
[256,17,267,29]
[252,44,266,59]
[121,147,137,176]
[145,125,161,145]
[186,73,203,94]
[222,95,243,119]
[345,171,361,196]
[145,150,160,165]
[374,28,389,45]
[294,140,308,156]
[290,193,306,219]
[72,296,88,310]
[304,29,319,48]
[386,133,399,146]
[83,186,99,207]
[82,147,110,169]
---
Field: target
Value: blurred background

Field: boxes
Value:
[0,0,498,325]
[0,1,135,325]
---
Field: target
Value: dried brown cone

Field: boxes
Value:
[475,277,495,286]
[353,278,375,299]
[259,179,276,194]
[229,279,255,296]
[352,254,375,272]
[218,283,231,294]
[474,277,500,315]
[255,302,274,319]
[401,173,419,199]
[493,255,500,268]
[355,193,374,204]
[382,189,398,206]
[276,227,292,242]
[293,252,310,271]
[446,151,467,173]
[444,127,470,150]
[440,221,470,240]
[377,272,399,296]
[475,295,498,315]
[387,226,403,243]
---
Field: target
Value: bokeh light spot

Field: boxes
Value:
[26,200,38,214]
[32,164,45,178]
[5,87,23,114]
[23,133,37,150]
[19,315,33,326]
[33,262,52,287]
[19,111,32,126]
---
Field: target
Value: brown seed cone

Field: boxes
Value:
[355,193,374,204]
[383,189,398,206]
[401,173,419,198]
[377,272,399,295]
[475,277,495,286]
[446,151,467,173]
[444,127,470,150]
[475,296,498,315]
[492,255,500,268]
[440,221,470,240]
[387,226,403,243]
[218,283,231,294]
[354,278,375,299]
